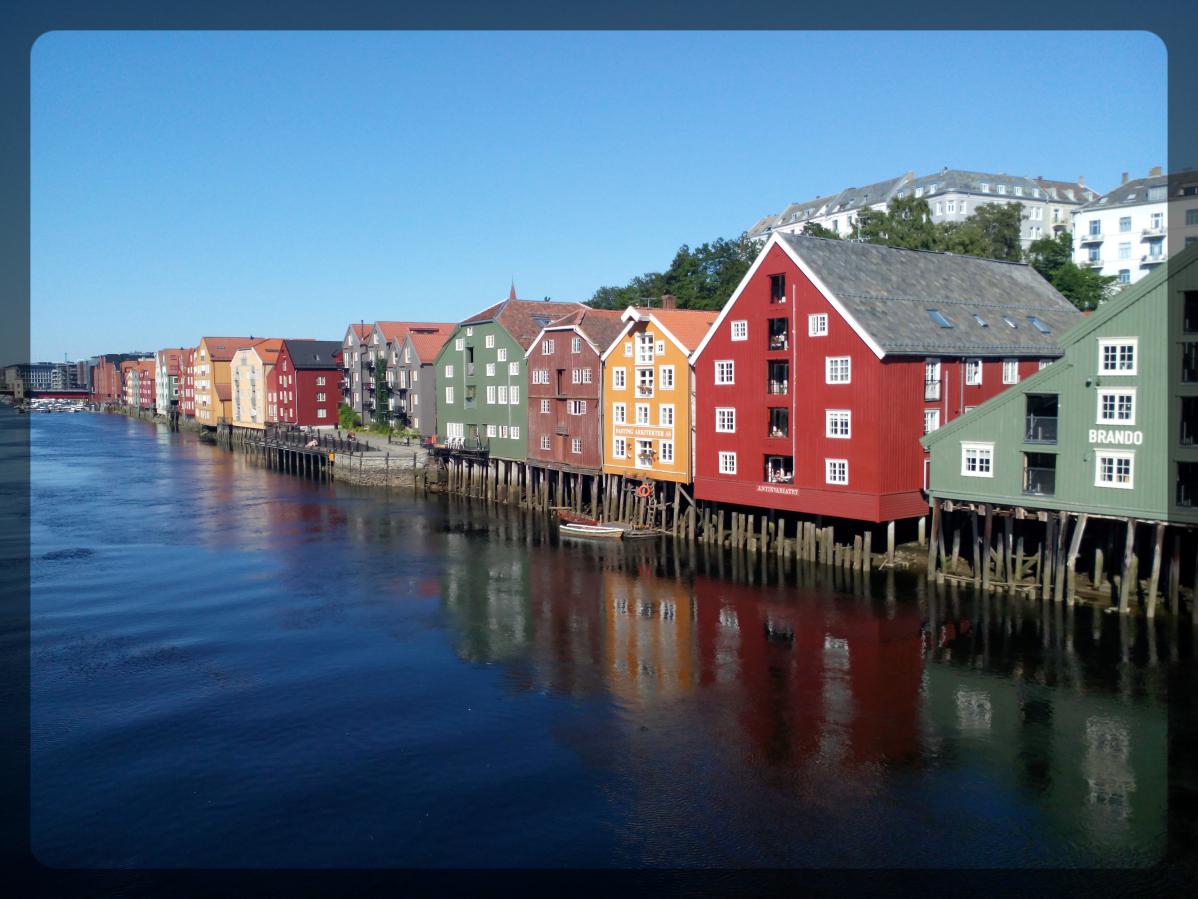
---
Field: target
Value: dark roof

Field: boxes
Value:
[541,307,626,353]
[1075,174,1169,212]
[283,340,343,369]
[778,234,1082,356]
[462,299,589,350]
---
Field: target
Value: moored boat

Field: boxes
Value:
[559,522,624,541]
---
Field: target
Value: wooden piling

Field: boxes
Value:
[1118,518,1137,614]
[1065,514,1087,605]
[1146,522,1166,619]
[886,520,895,565]
[981,504,993,592]
[927,500,941,577]
[1169,534,1181,616]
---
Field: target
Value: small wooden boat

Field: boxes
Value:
[557,509,601,527]
[559,522,624,541]
[622,528,659,540]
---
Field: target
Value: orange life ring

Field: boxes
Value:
[636,484,652,498]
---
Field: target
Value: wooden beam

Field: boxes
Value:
[1118,518,1137,614]
[1146,522,1166,619]
[981,504,993,591]
[927,499,941,576]
[1065,513,1088,606]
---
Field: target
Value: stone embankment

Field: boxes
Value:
[330,444,435,489]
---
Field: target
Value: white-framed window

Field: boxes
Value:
[965,359,983,386]
[497,348,507,362]
[444,364,454,378]
[540,435,552,450]
[316,376,326,386]
[1039,358,1053,370]
[507,361,519,377]
[659,365,675,390]
[636,333,655,364]
[1097,388,1135,425]
[715,407,735,432]
[715,361,735,385]
[731,321,748,341]
[445,386,454,404]
[718,451,737,475]
[509,386,519,405]
[655,341,665,355]
[659,404,674,427]
[961,441,994,478]
[635,439,654,468]
[612,436,627,459]
[624,342,632,357]
[540,399,550,414]
[571,336,581,353]
[487,385,497,404]
[1002,359,1019,384]
[541,339,554,355]
[412,393,419,405]
[511,426,520,439]
[580,367,592,384]
[316,408,327,419]
[454,338,464,351]
[316,392,326,402]
[485,334,495,348]
[659,441,674,464]
[445,422,465,440]
[826,409,851,438]
[486,424,498,438]
[825,459,848,485]
[465,327,474,337]
[1095,451,1134,489]
[568,399,586,415]
[571,368,581,384]
[571,438,582,454]
[825,356,851,384]
[924,409,940,434]
[1099,338,1137,375]
[498,385,508,404]
[612,402,626,424]
[635,403,650,425]
[411,370,418,383]
[532,369,548,384]
[500,425,509,439]
[612,367,626,390]
[808,313,828,336]
[486,363,496,377]
[635,367,654,397]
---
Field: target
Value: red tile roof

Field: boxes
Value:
[406,326,456,363]
[629,308,719,353]
[375,320,456,344]
[215,383,232,401]
[349,323,372,341]
[202,337,263,362]
[463,299,590,350]
[250,338,285,364]
[544,307,626,354]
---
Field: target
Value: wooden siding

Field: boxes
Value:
[527,327,603,471]
[435,321,529,460]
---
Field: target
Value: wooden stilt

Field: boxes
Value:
[863,530,872,573]
[981,505,993,591]
[1146,522,1166,619]
[1168,534,1181,616]
[918,515,926,547]
[1054,511,1070,603]
[1118,518,1137,614]
[1065,514,1088,606]
[886,520,896,564]
[927,500,941,576]
[1004,514,1015,587]
[970,509,981,584]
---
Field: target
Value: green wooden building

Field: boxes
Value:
[434,293,587,462]
[921,242,1198,609]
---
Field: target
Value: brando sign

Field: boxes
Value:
[1089,428,1144,446]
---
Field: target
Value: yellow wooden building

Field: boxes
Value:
[230,339,283,430]
[194,336,262,427]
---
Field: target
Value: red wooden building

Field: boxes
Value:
[137,359,156,410]
[179,347,196,418]
[525,307,625,474]
[691,233,1082,523]
[90,353,139,404]
[271,340,343,427]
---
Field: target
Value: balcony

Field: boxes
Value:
[1085,258,1105,269]
[1080,232,1104,244]
[767,360,789,395]
[924,379,941,401]
[1182,397,1198,445]
[767,380,789,395]
[1183,342,1198,383]
[1141,226,1166,238]
[466,362,476,377]
[554,424,568,436]
[1023,466,1056,497]
[1179,464,1198,507]
[768,317,789,351]
[1024,415,1057,444]
[764,455,794,484]
[1141,253,1167,266]
[635,383,654,398]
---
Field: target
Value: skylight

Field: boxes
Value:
[1002,317,1017,328]
[1027,315,1051,334]
[973,314,989,327]
[927,310,954,329]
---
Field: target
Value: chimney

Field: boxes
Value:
[1149,165,1162,177]
[1077,176,1085,186]
[661,294,677,310]
[1121,171,1129,185]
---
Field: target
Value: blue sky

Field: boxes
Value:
[31,30,1166,361]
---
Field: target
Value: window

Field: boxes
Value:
[961,442,994,477]
[497,385,508,404]
[731,321,748,341]
[1002,359,1019,384]
[715,361,735,384]
[454,338,464,351]
[1118,270,1131,285]
[316,376,326,386]
[659,365,674,389]
[768,407,788,438]
[444,364,454,378]
[612,402,626,424]
[484,334,495,349]
[635,367,654,397]
[719,451,737,475]
[1119,216,1131,232]
[541,339,554,355]
[655,341,665,355]
[825,356,851,384]
[1097,389,1135,425]
[924,409,940,434]
[511,426,520,439]
[1096,451,1134,489]
[1027,316,1051,334]
[997,184,1007,196]
[1088,245,1101,262]
[532,369,548,384]
[947,200,956,214]
[316,408,327,419]
[1099,338,1137,374]
[825,459,848,485]
[1119,242,1131,260]
[316,392,326,402]
[445,386,454,404]
[1039,358,1052,370]
[636,333,654,364]
[486,363,496,377]
[928,309,953,328]
[509,362,520,376]
[540,435,552,450]
[635,439,654,468]
[465,327,474,337]
[769,274,786,302]
[612,367,626,389]
[1014,186,1023,197]
[965,359,983,386]
[1150,210,1165,228]
[487,385,497,404]
[487,424,498,438]
[715,408,736,432]
[568,399,586,415]
[571,369,581,385]
[635,403,650,425]
[624,342,632,357]
[935,201,943,215]
[497,348,507,362]
[509,386,519,405]
[540,399,550,414]
[571,336,581,353]
[808,313,828,336]
[659,405,674,427]
[613,437,627,459]
[659,441,674,464]
[571,438,582,455]
[826,409,851,438]
[1187,209,1198,227]
[580,367,592,384]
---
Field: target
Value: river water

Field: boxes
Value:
[24,410,1198,870]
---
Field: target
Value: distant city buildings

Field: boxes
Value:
[748,168,1099,250]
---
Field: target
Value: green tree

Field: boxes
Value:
[1026,231,1116,311]
[969,202,1024,262]
[588,234,755,311]
[854,196,939,250]
[936,220,989,257]
[801,221,840,239]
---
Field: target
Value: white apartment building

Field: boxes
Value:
[748,167,1098,251]
[1071,167,1172,287]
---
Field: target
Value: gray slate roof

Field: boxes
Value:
[779,234,1083,356]
[1074,175,1169,212]
[283,340,343,369]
